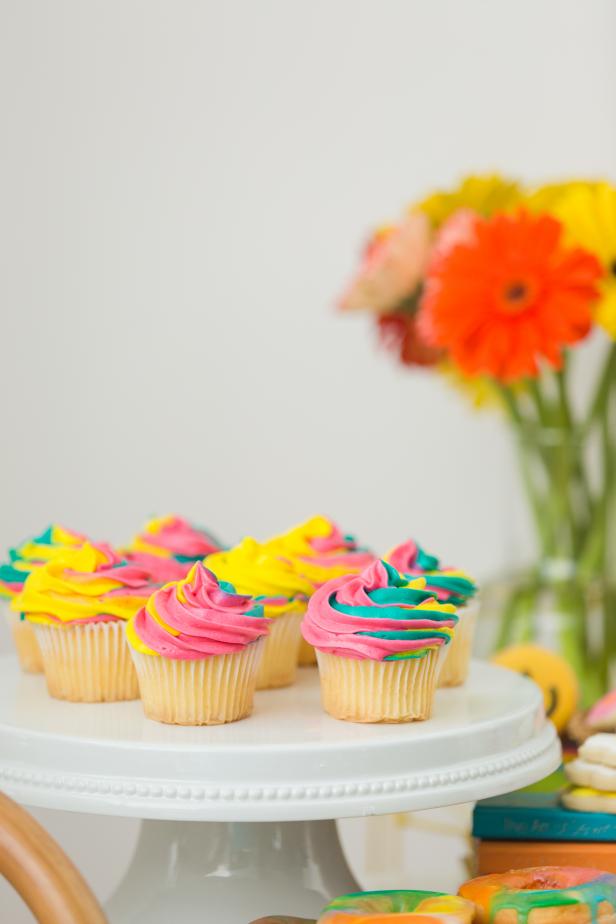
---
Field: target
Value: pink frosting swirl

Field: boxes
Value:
[387,539,423,573]
[122,551,192,584]
[309,519,357,554]
[386,539,477,606]
[128,562,269,660]
[132,516,222,559]
[301,559,457,661]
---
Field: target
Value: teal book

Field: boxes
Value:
[473,769,616,842]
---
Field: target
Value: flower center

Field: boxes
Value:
[500,278,534,314]
[610,258,616,276]
[505,281,527,301]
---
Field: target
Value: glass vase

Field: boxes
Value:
[480,421,616,707]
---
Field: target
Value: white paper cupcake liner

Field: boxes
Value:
[34,620,138,702]
[257,608,304,689]
[5,608,43,674]
[130,639,264,725]
[297,636,317,667]
[438,601,478,687]
[316,648,442,723]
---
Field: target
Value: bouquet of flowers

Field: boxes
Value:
[339,175,616,701]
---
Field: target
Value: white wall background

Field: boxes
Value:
[1,0,615,919]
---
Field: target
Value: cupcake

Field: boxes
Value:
[302,559,458,723]
[206,538,313,688]
[265,515,376,666]
[0,524,86,673]
[129,515,222,572]
[12,542,153,701]
[386,539,477,687]
[126,562,269,725]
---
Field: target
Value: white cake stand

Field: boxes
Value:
[0,656,560,923]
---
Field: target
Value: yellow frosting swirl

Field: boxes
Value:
[12,543,153,626]
[264,515,375,589]
[205,537,313,619]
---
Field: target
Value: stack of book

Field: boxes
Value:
[473,769,616,872]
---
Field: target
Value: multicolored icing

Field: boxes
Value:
[301,560,458,661]
[588,690,616,732]
[0,524,86,599]
[12,543,153,626]
[205,537,313,619]
[386,539,477,606]
[126,562,268,659]
[130,515,222,563]
[459,867,616,924]
[265,515,376,589]
[121,550,191,584]
[318,890,475,924]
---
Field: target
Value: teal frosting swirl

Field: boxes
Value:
[0,525,85,598]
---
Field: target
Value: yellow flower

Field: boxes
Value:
[438,361,528,410]
[525,180,603,214]
[416,173,522,229]
[437,361,500,409]
[539,182,616,338]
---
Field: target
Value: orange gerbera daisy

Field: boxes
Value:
[420,209,604,382]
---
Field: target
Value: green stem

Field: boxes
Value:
[498,385,551,555]
[578,346,616,578]
[527,376,579,560]
[555,365,593,547]
[581,342,616,438]
[527,377,552,428]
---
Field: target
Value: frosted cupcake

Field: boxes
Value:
[386,539,477,687]
[129,515,222,572]
[206,538,313,688]
[0,525,86,673]
[126,562,269,725]
[302,559,458,723]
[13,543,153,701]
[266,515,376,666]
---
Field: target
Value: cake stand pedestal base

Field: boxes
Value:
[105,818,358,923]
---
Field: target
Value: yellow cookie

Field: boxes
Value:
[562,786,616,814]
[492,644,579,733]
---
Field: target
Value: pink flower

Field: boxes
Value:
[339,211,432,314]
[428,208,478,270]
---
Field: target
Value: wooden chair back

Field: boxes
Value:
[0,791,108,924]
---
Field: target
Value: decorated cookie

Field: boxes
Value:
[491,644,579,733]
[318,890,475,924]
[562,787,616,815]
[459,867,616,924]
[565,757,616,792]
[588,691,616,733]
[578,733,616,769]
